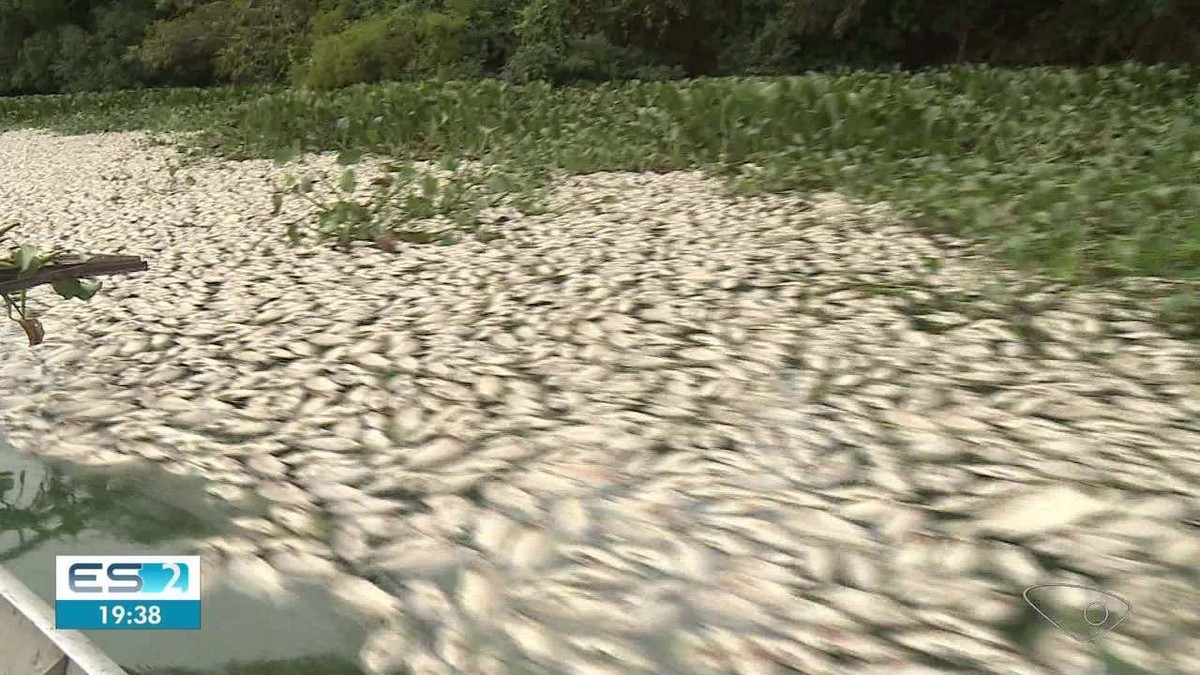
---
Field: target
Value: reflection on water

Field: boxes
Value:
[0,449,216,562]
[0,441,365,675]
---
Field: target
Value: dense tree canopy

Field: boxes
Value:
[0,0,1197,94]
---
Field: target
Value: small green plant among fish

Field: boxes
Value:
[273,151,550,249]
[0,223,105,345]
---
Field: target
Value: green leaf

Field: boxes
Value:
[272,140,302,165]
[286,220,301,245]
[50,277,102,300]
[339,169,357,194]
[78,279,102,300]
[337,149,363,166]
[51,278,83,299]
[420,174,439,199]
[391,162,417,181]
[13,245,38,274]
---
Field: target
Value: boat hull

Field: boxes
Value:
[0,565,126,675]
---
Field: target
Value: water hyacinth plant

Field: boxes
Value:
[0,223,149,346]
[274,150,550,249]
[1,65,1197,286]
[0,240,98,345]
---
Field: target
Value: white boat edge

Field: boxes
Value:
[0,564,127,675]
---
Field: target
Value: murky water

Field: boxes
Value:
[0,440,366,675]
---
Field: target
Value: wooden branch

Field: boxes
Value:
[0,254,148,295]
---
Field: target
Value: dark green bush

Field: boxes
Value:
[132,1,231,85]
[295,3,480,89]
[0,1,1199,94]
[10,30,61,93]
[134,0,319,85]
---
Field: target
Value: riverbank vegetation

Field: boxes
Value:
[0,3,1197,339]
[4,66,1197,287]
[0,1,1196,96]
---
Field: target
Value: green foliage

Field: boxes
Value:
[0,4,1197,326]
[295,3,479,89]
[203,65,1200,284]
[1,63,1198,286]
[131,1,230,85]
[0,1,1199,94]
[9,29,60,93]
[0,85,271,136]
[0,224,109,345]
[54,2,155,92]
[275,157,545,248]
[212,0,322,84]
[134,0,320,85]
[1160,290,1200,338]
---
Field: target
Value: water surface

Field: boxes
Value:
[0,440,366,675]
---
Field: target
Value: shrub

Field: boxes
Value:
[49,2,155,93]
[503,0,692,82]
[296,3,477,89]
[131,1,231,85]
[133,0,320,86]
[213,0,321,84]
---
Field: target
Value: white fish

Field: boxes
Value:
[560,545,638,574]
[508,527,556,571]
[568,636,655,671]
[477,435,538,462]
[474,509,517,554]
[271,507,322,538]
[762,634,848,674]
[266,550,339,581]
[457,567,501,625]
[406,650,452,675]
[406,436,467,470]
[373,537,467,576]
[475,652,510,675]
[506,616,561,664]
[331,575,401,621]
[224,554,290,603]
[549,498,591,540]
[359,624,410,674]
[424,494,476,536]
[406,579,454,621]
[435,627,471,670]
[678,631,730,673]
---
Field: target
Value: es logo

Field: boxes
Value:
[1024,584,1132,643]
[68,561,191,594]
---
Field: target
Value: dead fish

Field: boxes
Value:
[508,526,556,571]
[474,509,517,554]
[266,550,339,581]
[224,554,290,603]
[549,497,591,540]
[406,650,452,675]
[435,626,472,670]
[360,623,411,674]
[406,579,454,622]
[453,564,501,624]
[506,615,562,664]
[331,575,401,621]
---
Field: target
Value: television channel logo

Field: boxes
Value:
[55,556,201,630]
